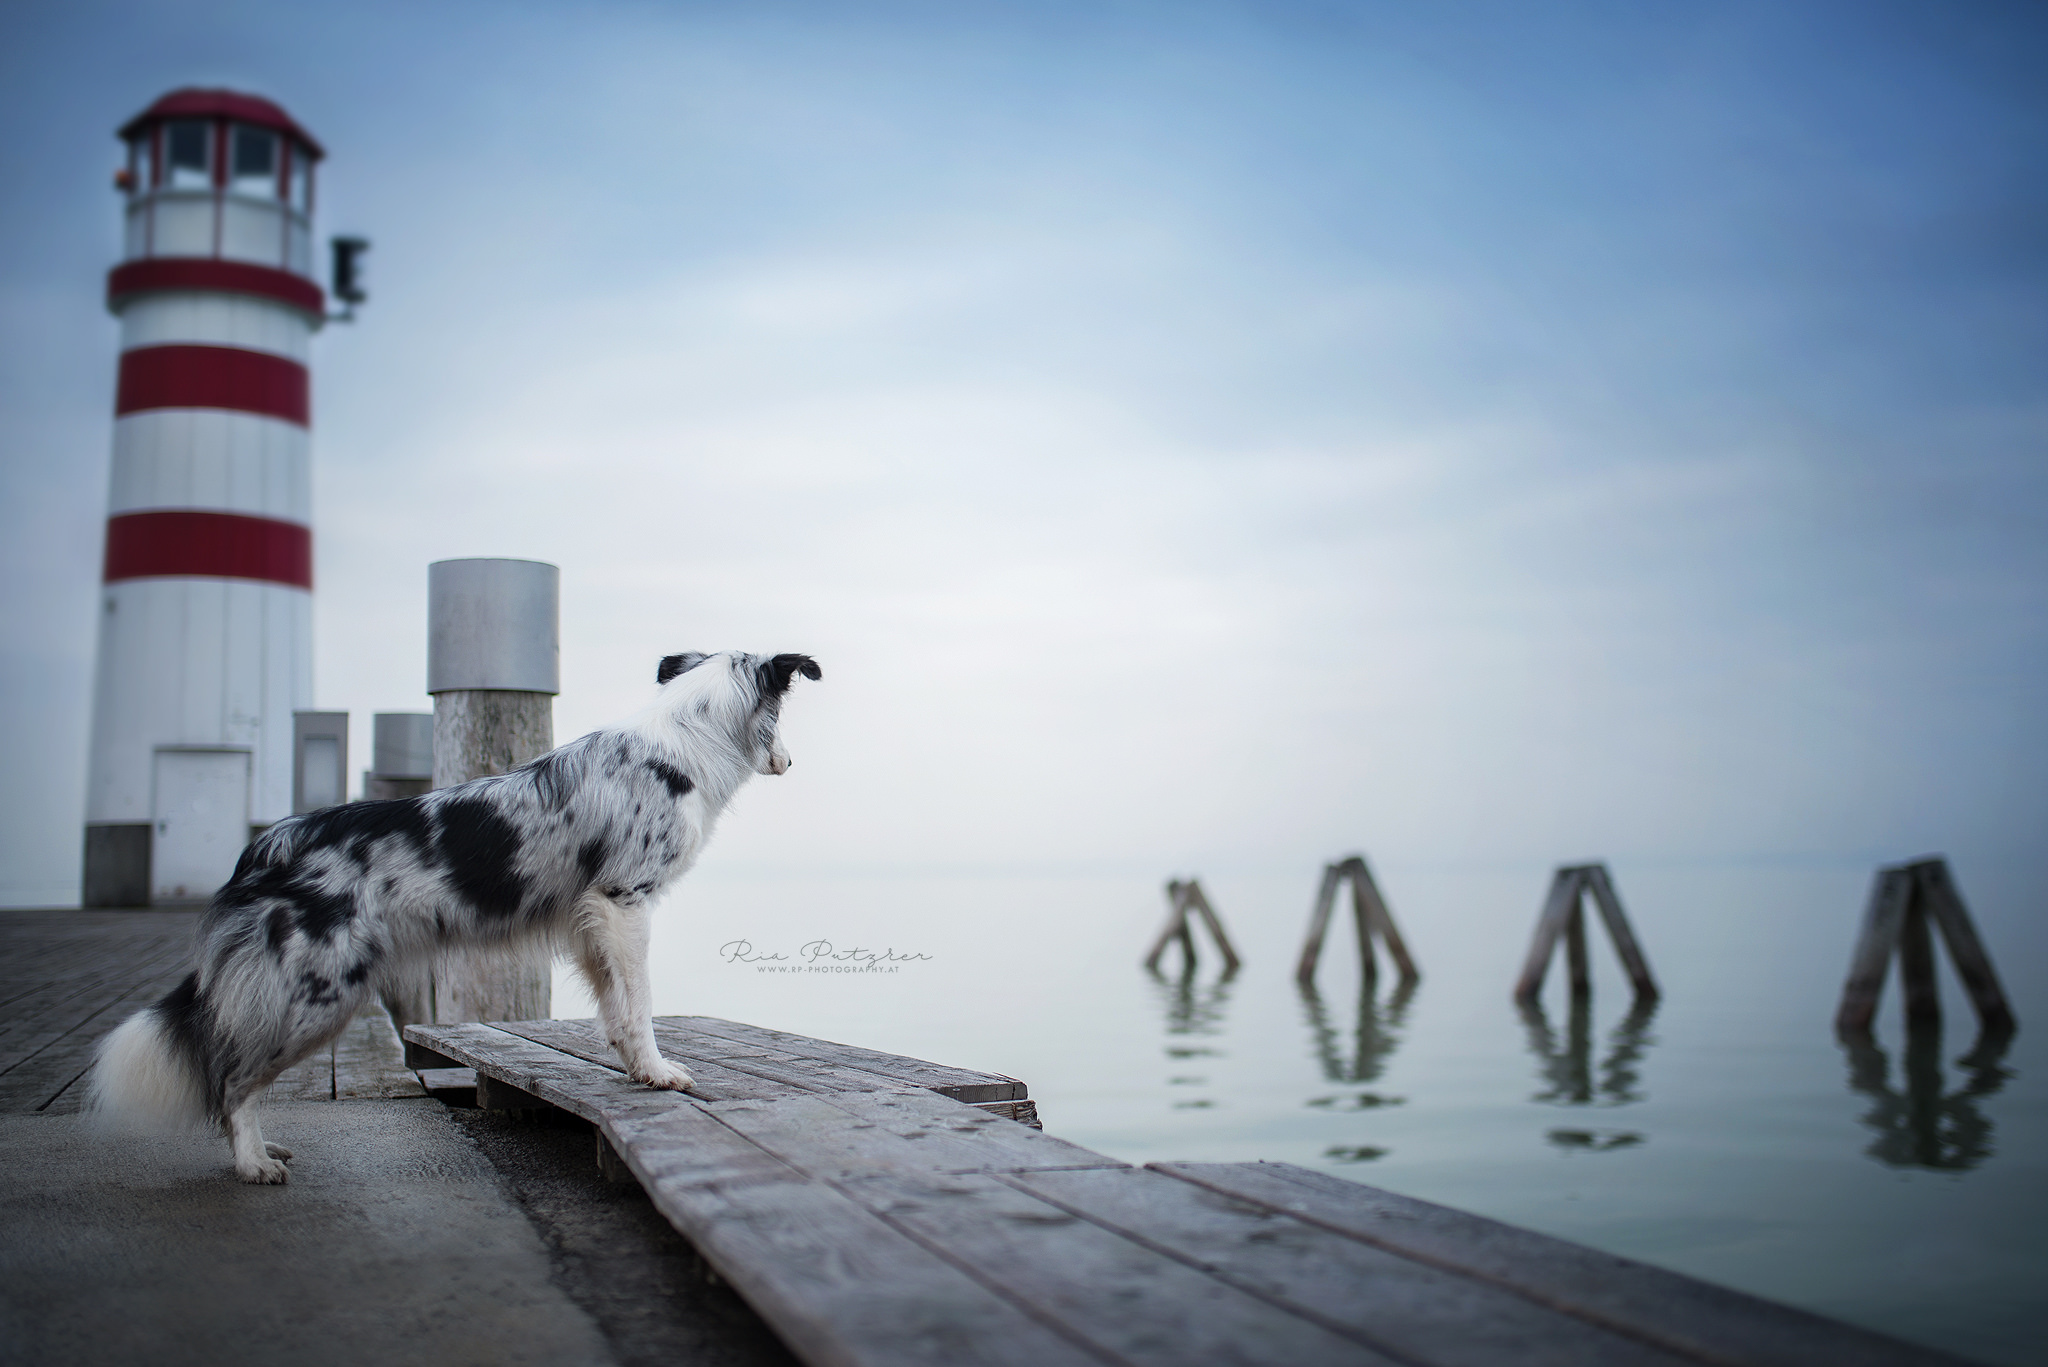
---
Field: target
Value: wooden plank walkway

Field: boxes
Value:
[409,1017,1973,1367]
[0,909,422,1113]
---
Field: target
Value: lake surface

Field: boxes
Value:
[558,858,2046,1367]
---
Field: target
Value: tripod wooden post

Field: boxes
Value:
[1836,857,2015,1038]
[1513,863,1658,1005]
[1143,878,1242,975]
[1296,855,1418,988]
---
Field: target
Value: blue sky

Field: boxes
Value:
[2,1,2043,904]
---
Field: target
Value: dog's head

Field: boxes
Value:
[656,651,821,774]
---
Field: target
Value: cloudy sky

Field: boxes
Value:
[2,0,2043,905]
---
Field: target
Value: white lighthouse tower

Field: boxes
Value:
[83,89,327,906]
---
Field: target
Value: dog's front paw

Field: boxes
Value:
[264,1142,293,1160]
[238,1156,290,1184]
[637,1059,696,1092]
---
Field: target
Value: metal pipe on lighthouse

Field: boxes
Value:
[82,90,329,907]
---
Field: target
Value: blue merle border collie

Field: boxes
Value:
[92,650,819,1183]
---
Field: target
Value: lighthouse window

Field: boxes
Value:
[164,120,211,191]
[231,126,279,199]
[287,143,312,213]
[128,134,153,191]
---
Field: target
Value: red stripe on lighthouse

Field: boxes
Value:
[107,259,326,317]
[116,345,309,427]
[103,510,312,589]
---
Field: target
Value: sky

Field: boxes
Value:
[2,0,2044,907]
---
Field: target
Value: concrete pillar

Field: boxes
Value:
[427,558,559,1024]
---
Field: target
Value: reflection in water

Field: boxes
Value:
[1148,960,1237,1112]
[1301,978,1415,1086]
[1519,997,1657,1153]
[1840,1023,2013,1171]
[1300,979,1415,1161]
[1519,996,1658,1106]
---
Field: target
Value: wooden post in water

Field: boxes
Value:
[1143,878,1242,975]
[1513,864,1658,1005]
[1296,855,1419,988]
[1835,857,2016,1038]
[422,559,559,1032]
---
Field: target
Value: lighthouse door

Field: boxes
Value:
[152,749,251,904]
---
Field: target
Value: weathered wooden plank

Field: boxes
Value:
[1006,1165,1692,1367]
[1836,868,1912,1035]
[706,1089,1118,1180]
[1565,902,1590,997]
[404,1022,693,1128]
[0,935,192,1100]
[832,1168,1395,1367]
[1914,859,2017,1032]
[1582,865,1660,1001]
[1514,868,1585,1002]
[1345,866,1379,987]
[333,1006,427,1100]
[1143,879,1199,973]
[1896,895,1941,1027]
[970,1099,1041,1129]
[1347,858,1418,983]
[622,1108,1107,1367]
[267,1046,335,1102]
[656,1022,944,1098]
[493,1017,806,1103]
[0,950,193,1112]
[1182,882,1243,975]
[1296,863,1342,984]
[1154,1162,1972,1367]
[662,1016,1027,1103]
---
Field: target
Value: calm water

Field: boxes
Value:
[558,860,2047,1367]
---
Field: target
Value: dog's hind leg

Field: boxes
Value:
[571,894,693,1093]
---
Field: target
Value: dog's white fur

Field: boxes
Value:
[92,650,818,1183]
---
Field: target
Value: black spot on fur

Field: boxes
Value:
[297,971,339,1006]
[265,907,291,955]
[645,758,693,798]
[155,972,217,1114]
[755,653,821,700]
[657,652,710,684]
[342,957,375,987]
[292,883,358,942]
[436,796,529,919]
[578,837,609,884]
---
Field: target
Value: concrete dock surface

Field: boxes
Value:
[0,908,796,1367]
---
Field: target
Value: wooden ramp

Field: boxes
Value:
[407,1017,1968,1367]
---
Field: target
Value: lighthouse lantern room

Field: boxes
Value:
[84,89,328,906]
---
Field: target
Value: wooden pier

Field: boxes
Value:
[409,1018,1969,1367]
[1,908,1977,1367]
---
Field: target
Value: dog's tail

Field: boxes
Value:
[90,973,212,1131]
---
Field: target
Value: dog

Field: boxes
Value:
[91,649,819,1183]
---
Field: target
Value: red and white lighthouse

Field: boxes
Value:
[83,89,327,906]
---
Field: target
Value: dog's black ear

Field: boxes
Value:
[755,653,821,699]
[657,652,711,685]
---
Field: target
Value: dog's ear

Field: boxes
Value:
[755,653,822,699]
[656,652,711,685]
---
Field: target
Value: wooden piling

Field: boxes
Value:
[1513,864,1657,1004]
[1834,857,2016,1037]
[1296,855,1418,988]
[1143,878,1241,975]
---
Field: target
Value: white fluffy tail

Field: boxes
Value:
[90,1007,209,1131]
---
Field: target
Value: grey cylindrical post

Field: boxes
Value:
[364,712,434,801]
[425,558,559,1026]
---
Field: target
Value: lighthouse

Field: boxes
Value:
[82,89,327,906]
